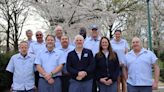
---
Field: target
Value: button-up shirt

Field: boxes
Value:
[125,48,158,86]
[58,45,75,62]
[34,48,65,77]
[58,45,75,73]
[6,53,35,90]
[84,36,101,56]
[55,37,62,48]
[110,38,129,64]
[27,39,35,46]
[28,41,46,56]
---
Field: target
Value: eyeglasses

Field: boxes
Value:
[36,34,42,36]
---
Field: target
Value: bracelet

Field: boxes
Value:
[51,72,55,77]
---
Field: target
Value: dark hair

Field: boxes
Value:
[45,34,55,41]
[114,30,121,34]
[19,41,29,47]
[97,36,116,60]
[79,27,86,33]
[26,30,32,33]
[79,27,87,39]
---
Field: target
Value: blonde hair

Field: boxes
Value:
[74,35,84,41]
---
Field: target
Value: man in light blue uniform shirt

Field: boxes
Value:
[35,35,65,92]
[58,35,75,73]
[28,31,45,56]
[125,37,160,92]
[54,25,63,48]
[6,41,35,92]
[26,30,35,46]
[28,31,46,88]
[84,24,101,92]
[84,24,101,56]
[58,35,75,92]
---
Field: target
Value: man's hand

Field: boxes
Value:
[152,81,158,90]
[43,73,52,81]
[47,78,55,84]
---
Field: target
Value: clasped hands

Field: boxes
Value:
[76,71,87,80]
[43,72,54,84]
[100,77,113,85]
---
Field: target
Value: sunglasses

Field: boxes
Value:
[36,34,42,36]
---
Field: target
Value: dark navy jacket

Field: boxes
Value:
[66,48,95,81]
[95,52,120,82]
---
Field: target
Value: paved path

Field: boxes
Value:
[153,82,164,92]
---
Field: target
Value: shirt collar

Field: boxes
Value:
[45,48,56,53]
[34,41,45,45]
[55,37,61,42]
[18,53,31,59]
[129,48,147,55]
[90,36,101,41]
[112,38,124,44]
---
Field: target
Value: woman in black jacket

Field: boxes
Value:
[95,36,120,92]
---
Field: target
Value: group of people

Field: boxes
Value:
[6,24,160,92]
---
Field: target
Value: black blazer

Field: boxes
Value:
[66,48,95,81]
[95,52,120,82]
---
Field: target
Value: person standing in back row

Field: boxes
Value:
[84,24,101,56]
[26,30,35,46]
[125,37,160,92]
[84,24,101,92]
[54,25,63,48]
[28,31,46,88]
[110,30,129,92]
[58,35,75,92]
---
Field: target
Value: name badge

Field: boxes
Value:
[84,53,88,57]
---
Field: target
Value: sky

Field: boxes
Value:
[20,10,49,41]
[0,7,49,41]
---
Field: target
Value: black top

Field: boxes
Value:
[66,48,95,81]
[95,52,120,82]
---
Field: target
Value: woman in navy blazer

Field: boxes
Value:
[95,36,120,92]
[66,35,95,92]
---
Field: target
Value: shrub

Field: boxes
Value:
[159,52,164,81]
[0,51,17,91]
[159,52,164,61]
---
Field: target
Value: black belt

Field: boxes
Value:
[39,76,60,79]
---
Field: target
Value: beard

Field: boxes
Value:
[46,44,54,48]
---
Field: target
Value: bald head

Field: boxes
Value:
[75,35,84,48]
[131,37,142,52]
[54,25,63,38]
[35,31,43,43]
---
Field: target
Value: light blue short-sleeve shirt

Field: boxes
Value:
[28,41,46,56]
[6,53,35,90]
[55,37,62,48]
[84,36,101,56]
[125,48,158,86]
[58,45,75,62]
[110,38,129,64]
[58,45,75,73]
[35,48,65,77]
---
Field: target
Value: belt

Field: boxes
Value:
[12,88,34,92]
[39,76,59,79]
